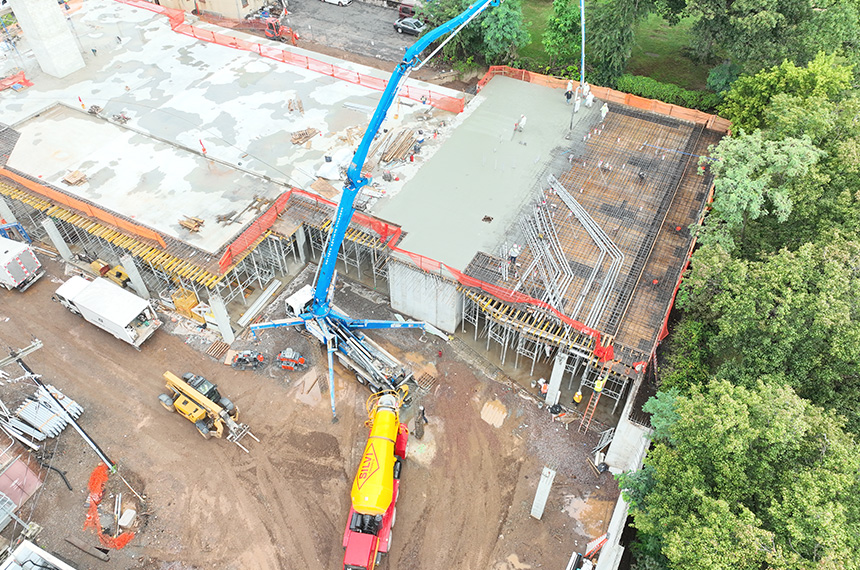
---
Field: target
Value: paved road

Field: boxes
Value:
[282,1,415,63]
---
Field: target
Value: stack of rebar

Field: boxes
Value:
[380,129,417,163]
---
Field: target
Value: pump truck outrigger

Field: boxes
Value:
[250,0,500,421]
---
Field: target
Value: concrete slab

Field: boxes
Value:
[8,105,287,253]
[373,75,584,271]
[0,0,460,246]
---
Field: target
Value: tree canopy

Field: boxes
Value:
[620,381,860,570]
[668,0,860,73]
[416,0,530,65]
[719,53,854,133]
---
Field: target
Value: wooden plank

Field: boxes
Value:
[65,536,110,561]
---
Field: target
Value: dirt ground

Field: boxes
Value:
[0,256,618,569]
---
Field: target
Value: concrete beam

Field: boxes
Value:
[545,351,568,405]
[0,197,18,224]
[208,293,235,344]
[294,226,307,263]
[120,254,149,300]
[40,218,72,261]
[9,0,84,78]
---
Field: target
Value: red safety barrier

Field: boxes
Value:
[114,0,464,113]
[216,188,615,361]
[0,71,33,92]
[0,168,167,248]
[83,463,135,549]
[477,66,731,133]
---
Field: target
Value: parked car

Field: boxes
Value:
[394,17,425,36]
[399,3,415,17]
[321,0,352,5]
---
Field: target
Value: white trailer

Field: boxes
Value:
[0,235,44,292]
[52,276,162,348]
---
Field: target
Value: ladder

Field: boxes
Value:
[578,391,601,433]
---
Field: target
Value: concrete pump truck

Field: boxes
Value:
[251,1,501,566]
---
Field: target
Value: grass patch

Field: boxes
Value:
[519,0,554,64]
[627,14,710,90]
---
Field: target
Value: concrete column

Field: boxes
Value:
[40,218,72,261]
[0,197,18,224]
[294,227,307,263]
[545,351,568,405]
[208,293,235,344]
[9,0,85,78]
[120,254,149,300]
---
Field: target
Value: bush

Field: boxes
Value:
[615,74,722,112]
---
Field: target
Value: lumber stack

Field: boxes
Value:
[291,128,318,145]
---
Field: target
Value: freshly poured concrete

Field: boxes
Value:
[374,75,581,271]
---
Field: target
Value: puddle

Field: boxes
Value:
[562,494,610,536]
[294,369,322,406]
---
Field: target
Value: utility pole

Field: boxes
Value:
[1,340,116,471]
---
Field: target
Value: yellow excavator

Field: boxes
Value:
[159,371,259,452]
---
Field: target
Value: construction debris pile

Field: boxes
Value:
[0,385,83,450]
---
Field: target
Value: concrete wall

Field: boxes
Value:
[9,0,84,78]
[157,0,267,19]
[388,261,461,333]
[597,376,653,570]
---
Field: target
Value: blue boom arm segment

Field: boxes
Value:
[343,319,428,330]
[311,0,498,317]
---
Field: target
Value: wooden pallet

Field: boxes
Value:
[206,340,230,361]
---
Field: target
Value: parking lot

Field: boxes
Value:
[282,0,416,63]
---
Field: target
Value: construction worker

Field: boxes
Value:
[418,405,429,425]
[573,391,583,405]
[538,377,549,396]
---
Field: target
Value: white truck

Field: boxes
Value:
[0,235,45,292]
[53,275,162,348]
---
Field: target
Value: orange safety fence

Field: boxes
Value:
[477,66,731,133]
[0,168,167,248]
[113,0,465,113]
[83,463,135,549]
[219,188,615,361]
[0,72,33,92]
[218,188,403,273]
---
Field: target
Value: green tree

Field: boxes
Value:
[480,0,531,64]
[719,52,854,133]
[700,130,824,252]
[586,0,650,85]
[669,0,860,72]
[542,0,581,66]
[416,0,529,65]
[679,235,860,433]
[621,380,860,570]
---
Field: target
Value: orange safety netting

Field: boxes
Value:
[0,72,33,92]
[477,66,731,134]
[219,188,616,361]
[0,168,167,248]
[218,188,403,273]
[83,463,135,549]
[113,0,465,113]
